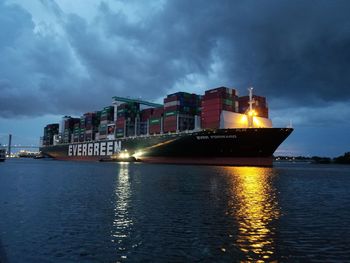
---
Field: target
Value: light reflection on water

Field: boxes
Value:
[2,160,349,262]
[226,167,279,262]
[111,162,132,260]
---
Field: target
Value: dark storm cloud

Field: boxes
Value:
[151,0,350,104]
[1,0,350,120]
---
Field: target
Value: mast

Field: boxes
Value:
[248,87,254,128]
[248,87,254,112]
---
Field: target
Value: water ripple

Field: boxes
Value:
[0,159,350,262]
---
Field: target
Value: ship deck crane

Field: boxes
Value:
[112,97,163,137]
[112,96,162,108]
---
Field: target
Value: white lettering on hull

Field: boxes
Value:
[94,143,99,155]
[100,142,106,155]
[196,135,237,140]
[88,143,93,156]
[107,142,114,155]
[73,145,78,155]
[77,144,82,156]
[67,141,123,157]
[68,145,73,156]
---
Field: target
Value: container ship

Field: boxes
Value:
[40,87,293,166]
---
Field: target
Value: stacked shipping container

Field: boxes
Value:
[115,102,140,137]
[62,116,80,143]
[99,106,114,140]
[84,112,100,141]
[79,115,86,142]
[149,107,164,134]
[73,122,80,143]
[140,108,154,135]
[201,87,238,129]
[43,123,59,146]
[163,92,201,133]
[43,86,271,145]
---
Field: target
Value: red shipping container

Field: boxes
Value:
[141,112,153,121]
[201,97,224,104]
[164,125,177,129]
[205,86,227,94]
[201,108,221,115]
[164,128,177,132]
[164,115,177,121]
[164,122,177,127]
[164,105,181,111]
[164,96,179,103]
[202,104,235,111]
[202,104,224,111]
[201,117,220,123]
[201,116,220,122]
[149,124,161,134]
[140,108,154,121]
[238,96,267,107]
[116,123,124,129]
[222,105,234,111]
[201,111,221,116]
[164,121,176,125]
[164,123,177,127]
[202,93,230,101]
[203,92,233,100]
[201,113,220,119]
[202,97,236,106]
[205,86,235,94]
[202,120,220,125]
[151,107,164,118]
[201,121,220,129]
[141,116,152,122]
[201,110,221,116]
[164,125,177,130]
[202,119,220,125]
[255,107,269,118]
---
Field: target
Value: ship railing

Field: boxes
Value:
[52,128,204,145]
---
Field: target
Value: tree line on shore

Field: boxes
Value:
[275,152,350,164]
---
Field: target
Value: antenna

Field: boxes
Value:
[248,87,254,112]
[247,87,255,128]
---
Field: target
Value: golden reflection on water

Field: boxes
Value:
[226,167,280,262]
[111,163,132,258]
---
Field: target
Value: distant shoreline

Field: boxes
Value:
[274,153,350,164]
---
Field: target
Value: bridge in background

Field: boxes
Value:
[0,134,40,155]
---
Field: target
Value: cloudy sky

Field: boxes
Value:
[1,0,350,156]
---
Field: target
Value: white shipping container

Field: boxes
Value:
[164,100,180,108]
[220,110,272,129]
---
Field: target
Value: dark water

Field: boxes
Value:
[0,159,349,262]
